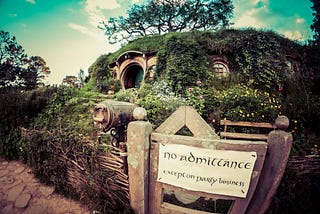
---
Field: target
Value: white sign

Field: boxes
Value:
[157,144,257,198]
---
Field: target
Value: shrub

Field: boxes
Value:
[212,84,281,123]
[185,80,206,115]
[115,88,139,103]
[137,81,186,128]
[96,78,121,94]
[0,87,59,160]
[23,87,131,212]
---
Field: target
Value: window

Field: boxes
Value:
[213,61,229,77]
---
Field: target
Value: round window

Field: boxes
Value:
[213,61,229,77]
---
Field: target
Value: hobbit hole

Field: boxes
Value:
[108,50,157,89]
[109,51,234,89]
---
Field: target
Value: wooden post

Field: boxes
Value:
[246,116,293,214]
[127,107,152,214]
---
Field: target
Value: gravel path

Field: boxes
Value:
[0,157,90,214]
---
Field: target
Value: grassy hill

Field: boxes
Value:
[88,29,319,150]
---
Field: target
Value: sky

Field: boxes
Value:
[0,0,315,85]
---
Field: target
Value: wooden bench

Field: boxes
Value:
[220,119,276,141]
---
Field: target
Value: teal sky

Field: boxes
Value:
[0,0,315,84]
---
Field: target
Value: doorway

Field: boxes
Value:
[122,64,144,89]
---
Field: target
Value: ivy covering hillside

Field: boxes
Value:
[89,29,305,93]
[89,29,320,155]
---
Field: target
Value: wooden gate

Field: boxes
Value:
[126,106,292,214]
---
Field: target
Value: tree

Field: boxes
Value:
[308,0,320,98]
[310,0,320,42]
[23,56,50,90]
[99,0,233,44]
[0,30,50,90]
[0,30,27,88]
[62,75,78,87]
[77,68,86,88]
[310,0,320,46]
[310,0,320,45]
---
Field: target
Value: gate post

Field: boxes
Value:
[246,115,293,214]
[127,107,152,214]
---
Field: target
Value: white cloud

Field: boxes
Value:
[233,4,270,29]
[131,0,142,4]
[67,21,120,49]
[233,0,271,29]
[84,0,120,27]
[282,30,304,42]
[26,0,35,4]
[296,18,305,24]
[65,0,124,49]
[233,0,313,43]
[250,0,269,6]
[85,0,120,11]
[234,9,262,28]
[68,22,98,39]
[20,23,27,28]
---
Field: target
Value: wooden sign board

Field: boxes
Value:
[149,133,267,214]
[157,144,257,198]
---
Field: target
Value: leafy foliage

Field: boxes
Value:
[232,32,287,90]
[157,33,212,94]
[90,28,319,154]
[267,167,320,214]
[0,30,50,89]
[88,54,112,81]
[190,29,295,92]
[62,75,78,87]
[0,85,132,212]
[137,83,186,128]
[212,84,281,123]
[310,0,320,46]
[0,87,59,159]
[87,53,119,93]
[92,29,302,95]
[99,0,233,44]
[24,87,132,212]
[160,29,299,93]
[115,80,186,127]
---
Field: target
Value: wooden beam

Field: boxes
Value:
[185,106,218,139]
[220,132,268,141]
[220,120,275,129]
[155,106,186,135]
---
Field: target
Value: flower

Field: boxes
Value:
[196,80,202,85]
[188,87,193,92]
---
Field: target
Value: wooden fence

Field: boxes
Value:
[126,106,294,214]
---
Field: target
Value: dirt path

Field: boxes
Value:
[0,157,90,214]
